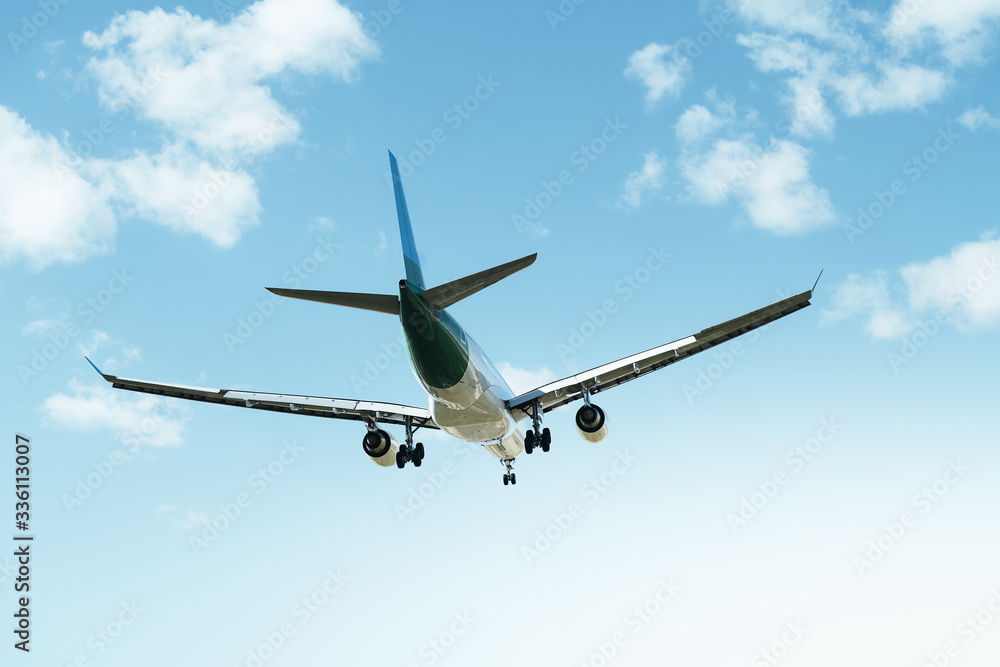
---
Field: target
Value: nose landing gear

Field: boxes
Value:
[501,458,516,486]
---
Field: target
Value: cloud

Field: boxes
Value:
[497,362,557,395]
[901,233,1000,331]
[675,104,732,145]
[0,0,377,270]
[729,0,985,141]
[823,233,1000,339]
[619,151,667,209]
[832,63,948,115]
[42,379,186,450]
[82,0,377,157]
[885,0,1000,64]
[821,271,913,339]
[99,145,261,247]
[624,42,691,105]
[957,106,1000,130]
[0,106,117,270]
[680,136,836,234]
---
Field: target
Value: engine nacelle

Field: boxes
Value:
[575,404,608,443]
[362,428,399,467]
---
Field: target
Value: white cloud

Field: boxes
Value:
[885,0,1000,64]
[43,379,186,450]
[76,329,112,357]
[680,137,836,234]
[497,362,556,395]
[624,42,691,106]
[21,319,66,336]
[957,106,1000,130]
[100,145,261,247]
[821,271,913,339]
[786,76,836,136]
[731,0,866,45]
[832,63,948,115]
[675,104,731,145]
[619,151,667,209]
[0,106,117,270]
[824,234,1000,339]
[1,0,376,270]
[901,233,1000,330]
[83,0,377,157]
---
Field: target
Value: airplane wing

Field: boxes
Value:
[85,358,438,430]
[507,282,817,420]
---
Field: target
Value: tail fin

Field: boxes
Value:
[389,151,425,290]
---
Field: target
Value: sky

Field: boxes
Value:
[2,0,1000,664]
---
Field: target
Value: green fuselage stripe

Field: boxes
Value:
[399,283,470,389]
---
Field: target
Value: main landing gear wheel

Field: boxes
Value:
[524,399,551,456]
[393,415,428,469]
[397,442,424,468]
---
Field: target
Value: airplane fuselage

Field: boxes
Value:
[398,280,524,459]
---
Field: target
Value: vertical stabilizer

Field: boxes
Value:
[389,151,425,290]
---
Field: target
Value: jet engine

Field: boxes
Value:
[575,404,608,443]
[362,428,399,467]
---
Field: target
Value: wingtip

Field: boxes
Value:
[811,268,824,293]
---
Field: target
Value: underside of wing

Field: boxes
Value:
[86,358,437,430]
[507,285,815,420]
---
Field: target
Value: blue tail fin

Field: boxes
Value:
[389,151,425,290]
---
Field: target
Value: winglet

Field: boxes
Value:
[85,356,113,381]
[811,269,824,293]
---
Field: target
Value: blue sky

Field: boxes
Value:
[2,0,1000,664]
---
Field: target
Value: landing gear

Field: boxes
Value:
[524,399,551,455]
[397,442,424,467]
[501,458,516,486]
[390,415,427,469]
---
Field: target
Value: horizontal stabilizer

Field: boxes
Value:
[266,288,399,315]
[421,253,536,311]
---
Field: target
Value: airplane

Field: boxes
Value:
[87,151,820,485]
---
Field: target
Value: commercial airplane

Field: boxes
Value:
[88,152,819,485]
